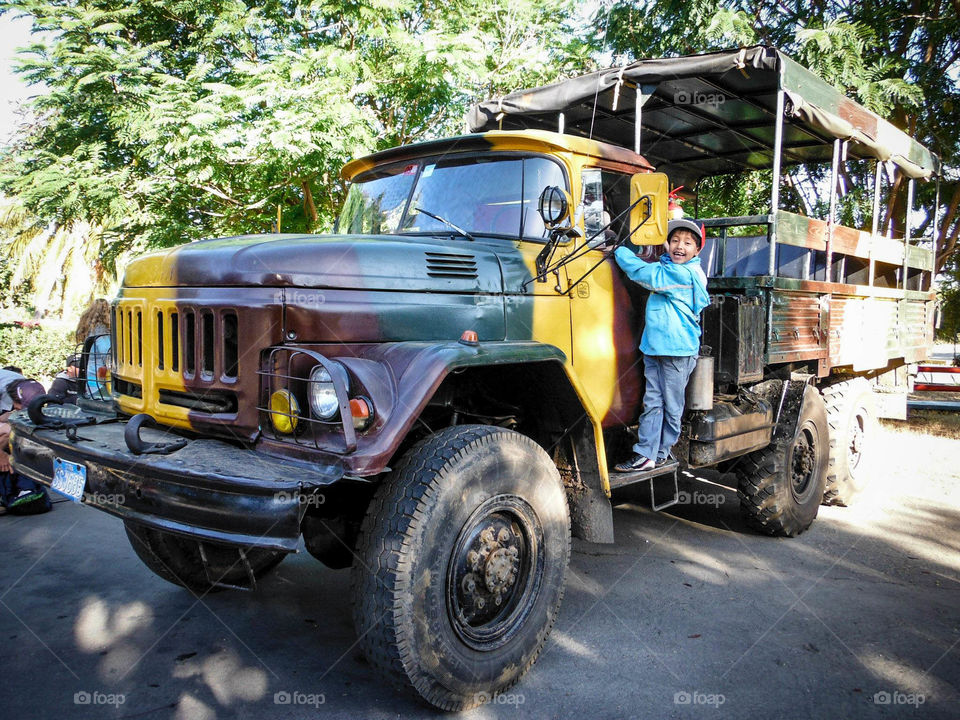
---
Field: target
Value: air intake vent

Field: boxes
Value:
[425,251,478,279]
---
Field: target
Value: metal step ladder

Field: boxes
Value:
[609,460,680,511]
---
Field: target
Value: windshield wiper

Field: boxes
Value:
[413,207,475,241]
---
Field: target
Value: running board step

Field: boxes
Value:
[609,461,680,511]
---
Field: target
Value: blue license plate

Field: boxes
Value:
[51,458,87,502]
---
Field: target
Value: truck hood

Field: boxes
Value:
[122,234,504,294]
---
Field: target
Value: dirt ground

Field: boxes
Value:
[1,421,958,719]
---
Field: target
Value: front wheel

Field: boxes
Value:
[737,385,829,537]
[351,425,570,711]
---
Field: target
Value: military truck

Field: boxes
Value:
[9,46,940,709]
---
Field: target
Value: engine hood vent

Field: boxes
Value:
[425,251,478,279]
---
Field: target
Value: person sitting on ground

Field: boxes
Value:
[0,371,52,514]
[48,354,82,405]
[612,218,710,472]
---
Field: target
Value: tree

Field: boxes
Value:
[0,0,588,313]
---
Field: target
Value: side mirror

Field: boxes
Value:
[538,186,573,229]
[629,172,669,245]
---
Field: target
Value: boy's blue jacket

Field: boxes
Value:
[614,247,710,356]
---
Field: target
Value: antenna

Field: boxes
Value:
[588,8,614,139]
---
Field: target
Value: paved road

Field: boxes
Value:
[2,424,958,719]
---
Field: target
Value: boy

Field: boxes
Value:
[613,218,710,472]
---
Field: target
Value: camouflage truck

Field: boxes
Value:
[9,46,940,709]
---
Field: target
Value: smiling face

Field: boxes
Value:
[666,228,701,264]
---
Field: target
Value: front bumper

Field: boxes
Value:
[10,414,343,551]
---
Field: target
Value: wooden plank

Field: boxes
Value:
[767,290,827,363]
[708,276,934,301]
[773,210,923,269]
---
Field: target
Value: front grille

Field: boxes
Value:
[114,378,142,398]
[113,299,242,418]
[114,302,239,384]
[158,388,237,414]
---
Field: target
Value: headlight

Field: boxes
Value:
[309,365,340,419]
[269,389,299,434]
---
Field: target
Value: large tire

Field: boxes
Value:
[124,521,285,593]
[822,378,876,506]
[351,425,570,711]
[737,385,829,537]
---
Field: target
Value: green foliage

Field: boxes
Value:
[694,170,772,233]
[0,0,588,272]
[0,323,74,380]
[796,21,923,115]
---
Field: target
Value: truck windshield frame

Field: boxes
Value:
[336,152,568,242]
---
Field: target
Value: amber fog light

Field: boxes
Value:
[269,389,300,434]
[349,396,374,431]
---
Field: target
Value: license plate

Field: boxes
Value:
[52,458,87,502]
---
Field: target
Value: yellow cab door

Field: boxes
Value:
[561,167,643,427]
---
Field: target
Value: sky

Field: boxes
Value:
[0,12,41,145]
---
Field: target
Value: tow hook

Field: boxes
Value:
[124,413,189,455]
[27,394,97,430]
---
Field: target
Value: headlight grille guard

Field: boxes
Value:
[257,346,358,454]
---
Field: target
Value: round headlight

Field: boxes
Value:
[269,389,299,434]
[309,365,340,419]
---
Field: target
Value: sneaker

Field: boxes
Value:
[614,454,656,472]
[9,490,44,509]
[656,453,677,467]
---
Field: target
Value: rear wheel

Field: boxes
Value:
[124,522,285,593]
[737,385,829,537]
[351,425,570,711]
[822,378,876,506]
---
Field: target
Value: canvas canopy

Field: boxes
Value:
[467,46,940,186]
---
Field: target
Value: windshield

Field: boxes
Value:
[337,154,566,239]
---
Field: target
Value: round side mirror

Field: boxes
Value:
[538,186,572,229]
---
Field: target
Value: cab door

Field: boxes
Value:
[566,168,643,427]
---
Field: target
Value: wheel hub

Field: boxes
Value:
[458,524,520,618]
[848,416,864,471]
[446,495,544,651]
[791,429,817,495]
